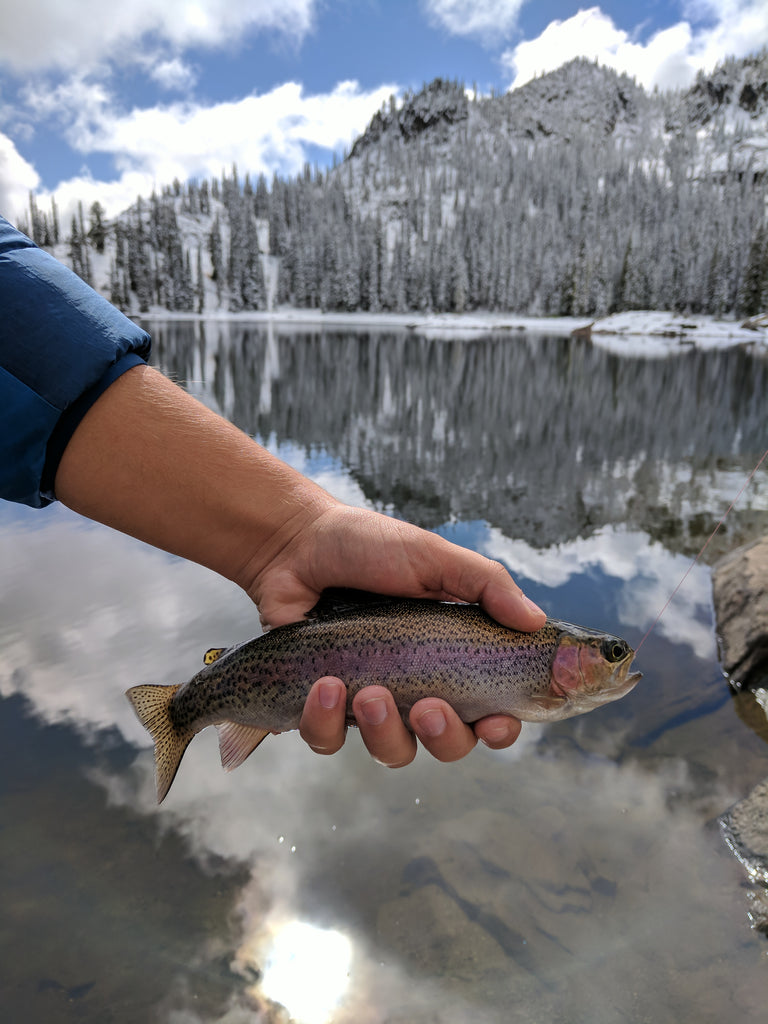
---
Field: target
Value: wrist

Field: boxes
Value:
[231,480,340,601]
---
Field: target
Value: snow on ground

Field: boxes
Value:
[588,310,767,353]
[137,306,768,353]
[138,306,597,337]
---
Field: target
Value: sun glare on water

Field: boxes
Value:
[260,921,353,1023]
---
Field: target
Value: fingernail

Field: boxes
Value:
[415,708,447,738]
[358,696,388,726]
[318,681,342,709]
[480,721,513,745]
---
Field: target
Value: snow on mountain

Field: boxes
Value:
[20,52,768,325]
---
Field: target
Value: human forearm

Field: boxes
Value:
[54,363,337,590]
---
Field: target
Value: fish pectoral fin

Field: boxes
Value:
[215,721,270,772]
[528,694,567,712]
[204,647,228,665]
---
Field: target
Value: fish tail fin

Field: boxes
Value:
[125,683,192,803]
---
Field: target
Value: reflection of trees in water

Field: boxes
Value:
[149,322,768,548]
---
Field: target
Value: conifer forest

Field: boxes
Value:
[20,54,768,320]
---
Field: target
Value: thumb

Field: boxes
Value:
[422,535,546,632]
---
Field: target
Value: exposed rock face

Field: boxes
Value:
[680,51,768,126]
[711,536,768,690]
[350,78,468,157]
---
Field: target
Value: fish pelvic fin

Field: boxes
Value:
[125,683,192,804]
[216,721,270,772]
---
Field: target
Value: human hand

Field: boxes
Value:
[246,503,545,766]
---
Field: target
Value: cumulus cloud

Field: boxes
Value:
[83,79,394,179]
[0,0,317,74]
[422,0,526,40]
[502,2,768,91]
[147,57,198,93]
[0,130,40,219]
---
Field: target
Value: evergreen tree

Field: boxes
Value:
[196,246,205,314]
[738,225,768,317]
[88,201,107,253]
[77,201,92,285]
[50,197,60,245]
[208,216,225,306]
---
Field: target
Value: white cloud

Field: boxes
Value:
[0,0,317,74]
[0,130,40,219]
[683,0,768,71]
[147,57,198,93]
[86,79,394,181]
[23,75,113,143]
[422,0,526,40]
[502,3,768,92]
[36,171,161,230]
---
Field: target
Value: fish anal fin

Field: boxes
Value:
[216,721,270,772]
[204,647,227,666]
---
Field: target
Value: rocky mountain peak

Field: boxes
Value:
[498,57,647,138]
[350,78,469,157]
[677,48,768,126]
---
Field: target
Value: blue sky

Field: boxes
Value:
[1,0,766,223]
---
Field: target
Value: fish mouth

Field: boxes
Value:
[614,668,642,697]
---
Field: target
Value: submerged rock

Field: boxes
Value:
[711,536,768,691]
[720,778,768,934]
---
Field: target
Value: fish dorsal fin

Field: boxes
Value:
[307,588,400,620]
[215,721,270,772]
[204,647,227,666]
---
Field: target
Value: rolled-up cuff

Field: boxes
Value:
[41,352,148,502]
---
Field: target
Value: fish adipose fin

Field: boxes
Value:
[216,722,270,771]
[126,683,192,803]
[204,647,228,665]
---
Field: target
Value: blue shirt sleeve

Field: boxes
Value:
[0,215,152,507]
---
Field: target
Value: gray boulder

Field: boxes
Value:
[711,536,768,690]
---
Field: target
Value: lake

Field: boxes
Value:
[1,320,767,1023]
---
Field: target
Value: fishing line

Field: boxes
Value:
[634,446,768,654]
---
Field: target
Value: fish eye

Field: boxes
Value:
[602,639,629,663]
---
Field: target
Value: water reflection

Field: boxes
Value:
[257,921,352,1023]
[2,322,767,1023]
[152,322,768,551]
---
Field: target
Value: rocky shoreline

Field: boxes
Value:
[712,536,768,934]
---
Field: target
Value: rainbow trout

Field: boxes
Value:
[126,592,640,802]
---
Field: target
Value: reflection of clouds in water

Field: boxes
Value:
[0,505,258,746]
[2,484,759,1023]
[101,729,753,1023]
[482,524,716,656]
